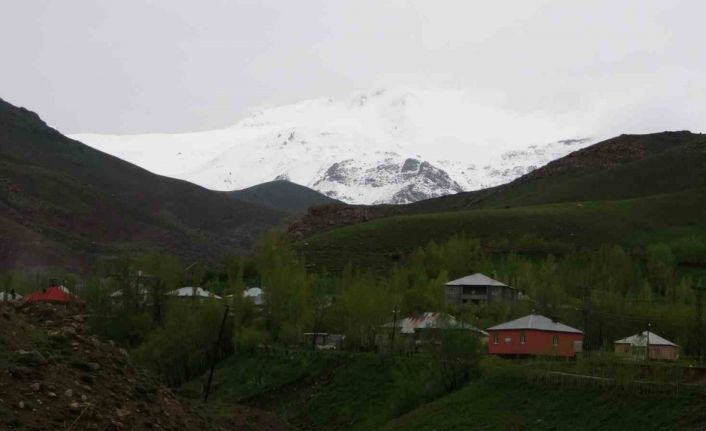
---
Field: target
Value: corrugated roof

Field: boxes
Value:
[382,312,488,336]
[167,286,222,299]
[487,314,583,334]
[445,273,511,288]
[614,331,677,347]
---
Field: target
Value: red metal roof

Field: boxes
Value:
[24,286,79,304]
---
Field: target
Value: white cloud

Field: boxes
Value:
[0,0,704,136]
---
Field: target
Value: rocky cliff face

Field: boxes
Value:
[313,157,464,204]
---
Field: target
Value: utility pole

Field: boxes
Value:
[646,322,651,361]
[204,305,230,403]
[390,307,399,355]
[693,279,706,363]
[581,285,592,354]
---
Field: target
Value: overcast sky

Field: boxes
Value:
[1,0,705,135]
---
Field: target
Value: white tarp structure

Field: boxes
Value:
[242,287,264,305]
[166,286,222,300]
[0,291,23,302]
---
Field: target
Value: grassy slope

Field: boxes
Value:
[405,131,706,214]
[181,352,442,431]
[300,188,706,273]
[181,352,706,431]
[0,98,285,270]
[382,377,705,431]
[229,180,340,214]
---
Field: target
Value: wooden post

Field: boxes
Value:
[204,305,230,403]
[693,279,705,363]
[390,307,399,355]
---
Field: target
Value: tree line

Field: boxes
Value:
[2,230,704,386]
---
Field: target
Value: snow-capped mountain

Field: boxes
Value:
[71,88,596,204]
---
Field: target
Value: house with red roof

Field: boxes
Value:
[487,314,583,358]
[24,284,81,304]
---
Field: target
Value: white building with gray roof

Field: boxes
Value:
[444,273,517,306]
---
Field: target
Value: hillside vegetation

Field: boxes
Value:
[296,132,706,273]
[229,180,339,214]
[301,188,706,273]
[406,131,706,213]
[179,351,706,431]
[0,98,285,270]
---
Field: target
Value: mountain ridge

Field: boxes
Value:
[71,88,596,204]
[288,131,706,240]
[0,98,285,270]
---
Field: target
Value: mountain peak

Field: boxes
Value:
[70,88,594,204]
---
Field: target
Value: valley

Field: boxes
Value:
[1,100,705,431]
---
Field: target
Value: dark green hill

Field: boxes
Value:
[407,131,706,213]
[300,188,706,272]
[229,180,339,213]
[0,98,285,270]
[295,132,706,272]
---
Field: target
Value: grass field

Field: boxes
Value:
[180,351,706,431]
[180,351,449,431]
[382,374,706,431]
[299,188,706,273]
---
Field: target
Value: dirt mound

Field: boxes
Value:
[0,302,209,430]
[288,203,396,240]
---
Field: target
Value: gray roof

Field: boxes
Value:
[166,286,222,299]
[614,331,677,347]
[382,312,488,336]
[487,314,583,334]
[445,273,511,288]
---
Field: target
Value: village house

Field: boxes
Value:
[444,273,517,306]
[24,284,83,305]
[380,312,488,353]
[614,331,679,361]
[487,314,583,358]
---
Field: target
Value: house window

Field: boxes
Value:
[552,335,559,347]
[493,334,499,344]
[520,331,526,344]
[504,337,512,343]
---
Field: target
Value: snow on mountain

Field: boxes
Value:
[71,87,596,204]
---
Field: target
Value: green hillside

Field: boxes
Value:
[383,374,705,431]
[229,180,340,214]
[295,132,706,273]
[0,98,285,270]
[300,188,706,273]
[180,352,706,431]
[405,131,706,214]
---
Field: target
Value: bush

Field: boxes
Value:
[132,299,232,387]
[426,330,482,392]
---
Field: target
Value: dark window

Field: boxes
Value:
[552,335,559,347]
[493,334,499,344]
[520,331,526,344]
